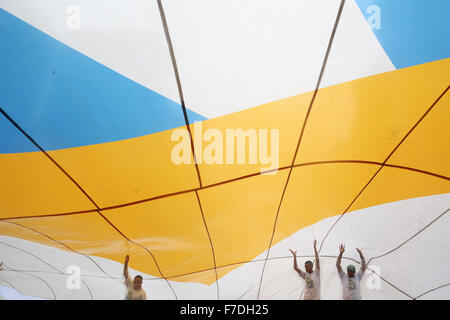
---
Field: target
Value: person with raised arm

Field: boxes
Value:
[123,254,147,300]
[336,244,366,300]
[289,239,321,300]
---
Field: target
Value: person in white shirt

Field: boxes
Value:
[289,239,321,300]
[336,244,366,300]
[123,255,147,300]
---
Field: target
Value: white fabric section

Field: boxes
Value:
[416,285,450,300]
[163,0,394,119]
[163,0,338,119]
[371,210,450,298]
[0,234,148,280]
[320,193,450,261]
[169,278,217,300]
[360,267,410,300]
[78,276,125,300]
[20,271,92,299]
[256,258,305,300]
[0,285,48,300]
[140,279,175,300]
[0,270,55,299]
[0,0,180,103]
[320,0,395,88]
[0,269,94,299]
[218,261,265,300]
[0,241,56,273]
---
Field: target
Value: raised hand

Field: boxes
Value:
[289,249,297,256]
[0,262,3,271]
[313,239,320,269]
[125,254,130,264]
[356,248,363,256]
[336,244,345,271]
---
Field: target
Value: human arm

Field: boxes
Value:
[124,255,130,280]
[289,249,305,279]
[356,248,366,274]
[313,240,320,270]
[336,244,345,274]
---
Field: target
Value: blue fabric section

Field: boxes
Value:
[356,0,450,69]
[0,8,206,154]
[0,113,39,153]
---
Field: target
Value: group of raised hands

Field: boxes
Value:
[289,241,364,257]
[289,239,319,257]
[338,244,364,257]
